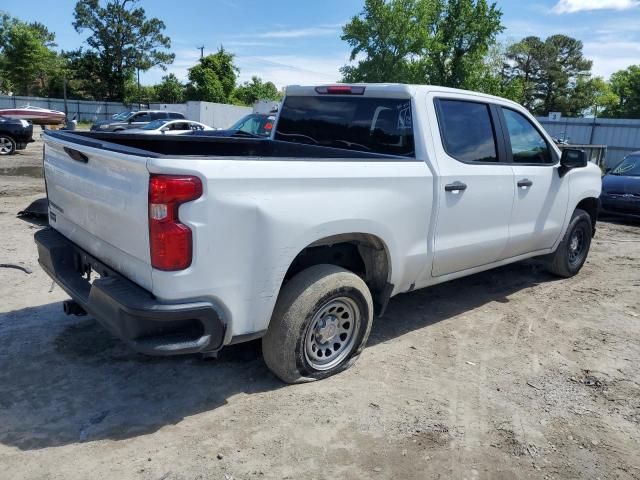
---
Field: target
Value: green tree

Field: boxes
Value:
[61,48,106,99]
[504,36,545,108]
[72,0,174,100]
[232,76,280,106]
[604,65,640,118]
[504,35,592,115]
[0,19,60,95]
[468,41,524,102]
[185,48,238,103]
[340,0,503,89]
[155,74,185,103]
[124,76,157,104]
[340,0,431,83]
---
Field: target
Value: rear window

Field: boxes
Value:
[274,96,415,157]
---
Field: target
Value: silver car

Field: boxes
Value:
[91,110,186,132]
[121,119,213,135]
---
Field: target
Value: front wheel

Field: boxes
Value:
[544,208,592,278]
[0,135,16,155]
[262,264,373,384]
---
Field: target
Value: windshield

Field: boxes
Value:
[229,114,274,136]
[611,156,640,176]
[141,119,169,130]
[112,111,135,121]
[274,95,415,156]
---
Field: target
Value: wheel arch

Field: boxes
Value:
[575,197,599,236]
[282,232,393,316]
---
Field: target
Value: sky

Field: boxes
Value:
[1,0,640,88]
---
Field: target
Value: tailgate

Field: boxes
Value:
[43,133,152,290]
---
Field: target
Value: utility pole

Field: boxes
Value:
[137,67,141,110]
[198,45,204,59]
[63,74,68,117]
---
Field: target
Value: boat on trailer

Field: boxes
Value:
[0,106,66,125]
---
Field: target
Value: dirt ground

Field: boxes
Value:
[1,135,639,480]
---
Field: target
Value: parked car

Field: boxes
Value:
[0,116,34,156]
[600,152,640,218]
[120,119,213,135]
[90,110,185,132]
[35,84,601,383]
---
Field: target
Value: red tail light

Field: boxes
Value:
[149,174,202,271]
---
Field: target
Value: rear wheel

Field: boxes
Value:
[262,264,373,383]
[545,208,592,278]
[0,135,16,155]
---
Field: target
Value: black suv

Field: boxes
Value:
[0,116,34,156]
[90,110,185,132]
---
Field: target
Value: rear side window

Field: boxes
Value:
[275,96,415,157]
[133,112,152,122]
[436,99,498,163]
[168,112,184,119]
[151,112,167,120]
[502,108,552,164]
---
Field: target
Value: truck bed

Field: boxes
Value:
[45,130,414,160]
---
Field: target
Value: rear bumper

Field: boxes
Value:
[34,228,226,356]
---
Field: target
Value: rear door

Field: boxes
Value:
[430,97,515,277]
[129,111,152,128]
[498,107,569,257]
[43,135,152,289]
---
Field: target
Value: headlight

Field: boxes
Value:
[99,124,110,130]
[19,120,29,128]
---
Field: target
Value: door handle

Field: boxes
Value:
[444,181,467,193]
[517,179,533,188]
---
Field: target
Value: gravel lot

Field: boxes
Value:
[1,135,639,479]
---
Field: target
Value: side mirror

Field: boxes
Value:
[559,148,587,177]
[160,126,170,133]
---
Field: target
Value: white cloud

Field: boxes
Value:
[552,0,639,14]
[235,54,347,88]
[141,50,348,89]
[583,40,640,77]
[255,26,341,39]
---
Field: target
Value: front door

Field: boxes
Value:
[431,98,515,277]
[498,107,569,258]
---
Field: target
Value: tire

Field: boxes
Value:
[545,208,592,278]
[262,264,374,384]
[0,135,16,156]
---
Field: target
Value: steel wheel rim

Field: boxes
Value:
[568,227,585,265]
[304,296,360,371]
[0,138,12,154]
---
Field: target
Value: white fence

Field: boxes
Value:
[0,95,141,122]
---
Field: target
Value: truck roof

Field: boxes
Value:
[285,83,523,108]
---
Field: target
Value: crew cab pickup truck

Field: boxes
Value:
[35,84,601,383]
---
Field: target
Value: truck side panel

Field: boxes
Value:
[146,157,433,341]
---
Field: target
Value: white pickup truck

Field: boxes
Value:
[35,84,601,383]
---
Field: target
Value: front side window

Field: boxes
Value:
[436,99,498,163]
[275,96,415,156]
[502,108,552,164]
